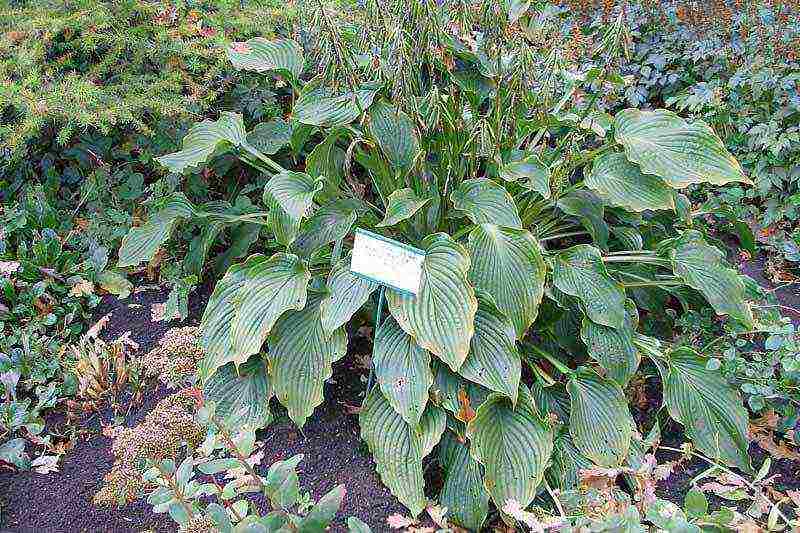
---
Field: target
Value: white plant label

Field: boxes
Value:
[350,228,424,295]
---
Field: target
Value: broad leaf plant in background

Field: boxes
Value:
[116,1,770,529]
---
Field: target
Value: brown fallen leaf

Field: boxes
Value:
[86,313,111,339]
[386,513,415,529]
[456,388,475,423]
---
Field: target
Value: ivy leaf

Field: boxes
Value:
[552,245,626,329]
[376,188,430,228]
[467,224,546,339]
[319,256,379,336]
[387,233,478,372]
[439,431,490,531]
[665,230,753,325]
[293,83,379,127]
[203,357,273,429]
[580,301,641,386]
[198,253,310,380]
[450,178,521,228]
[247,118,293,155]
[226,37,304,78]
[156,112,249,174]
[498,152,550,199]
[293,199,362,258]
[373,316,434,426]
[661,347,751,471]
[118,194,195,267]
[458,296,521,403]
[269,295,348,428]
[368,101,420,169]
[557,190,609,249]
[567,367,633,466]
[585,152,675,212]
[359,391,439,517]
[614,109,750,187]
[263,171,323,221]
[466,386,554,523]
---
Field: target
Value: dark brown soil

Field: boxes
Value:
[0,282,418,533]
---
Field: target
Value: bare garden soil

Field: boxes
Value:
[1,252,798,533]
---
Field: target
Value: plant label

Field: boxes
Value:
[351,228,424,295]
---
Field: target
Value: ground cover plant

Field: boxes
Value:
[111,1,800,530]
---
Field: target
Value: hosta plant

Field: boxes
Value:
[117,1,764,529]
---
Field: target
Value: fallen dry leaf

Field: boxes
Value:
[0,261,20,276]
[386,513,415,529]
[86,313,111,339]
[31,455,59,474]
[456,388,475,423]
[70,278,94,298]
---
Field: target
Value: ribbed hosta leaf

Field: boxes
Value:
[203,357,273,429]
[226,38,304,78]
[368,101,420,169]
[499,152,550,199]
[567,367,633,466]
[265,194,299,247]
[269,295,347,428]
[156,112,248,174]
[247,119,293,155]
[665,230,753,325]
[387,233,477,371]
[319,257,378,336]
[263,171,323,221]
[466,386,554,520]
[118,194,194,267]
[614,109,750,187]
[373,316,434,425]
[458,297,521,403]
[199,253,310,380]
[376,188,430,228]
[580,301,640,386]
[419,404,446,457]
[450,178,521,228]
[547,431,594,491]
[557,190,609,249]
[552,245,626,329]
[360,391,439,517]
[293,84,379,127]
[585,152,675,212]
[293,199,361,258]
[439,431,489,531]
[467,224,546,339]
[661,347,750,471]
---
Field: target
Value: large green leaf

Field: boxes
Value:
[226,37,304,78]
[466,386,553,522]
[585,152,675,212]
[247,118,293,155]
[376,188,430,228]
[499,152,550,199]
[614,109,750,188]
[269,295,347,428]
[439,431,489,531]
[373,316,434,426]
[665,230,753,325]
[557,190,609,249]
[118,194,194,268]
[293,84,379,127]
[198,253,310,380]
[418,404,446,457]
[265,193,300,247]
[458,297,521,403]
[156,112,248,174]
[319,257,378,336]
[552,245,626,329]
[579,301,640,386]
[360,390,438,517]
[567,367,633,466]
[263,171,323,221]
[368,101,419,169]
[387,233,477,371]
[661,347,750,471]
[450,178,521,229]
[293,199,361,258]
[467,224,546,338]
[203,357,273,429]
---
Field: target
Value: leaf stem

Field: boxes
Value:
[523,343,574,376]
[539,230,589,242]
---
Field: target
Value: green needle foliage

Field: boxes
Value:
[116,1,766,528]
